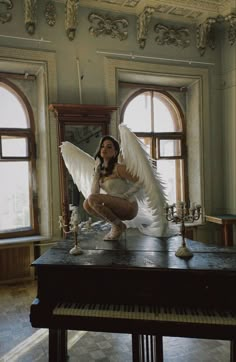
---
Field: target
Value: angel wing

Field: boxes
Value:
[60,141,95,199]
[119,124,174,237]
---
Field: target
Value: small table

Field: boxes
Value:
[205,214,236,246]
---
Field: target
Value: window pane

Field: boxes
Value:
[2,136,28,157]
[0,162,31,232]
[124,92,152,132]
[158,139,181,158]
[153,96,176,132]
[0,85,28,128]
[157,159,184,204]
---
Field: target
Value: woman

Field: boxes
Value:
[83,135,141,241]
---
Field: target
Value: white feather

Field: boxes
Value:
[119,124,170,236]
[60,141,95,199]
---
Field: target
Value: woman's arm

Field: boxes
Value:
[116,164,142,199]
[90,165,100,194]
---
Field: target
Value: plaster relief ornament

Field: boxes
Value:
[196,17,216,56]
[65,0,79,40]
[137,7,155,49]
[24,0,37,35]
[154,24,190,48]
[88,13,128,40]
[45,1,56,27]
[225,13,236,45]
[0,0,13,24]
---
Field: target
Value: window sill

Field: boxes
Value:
[0,235,49,247]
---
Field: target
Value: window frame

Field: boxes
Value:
[0,78,39,239]
[121,88,189,203]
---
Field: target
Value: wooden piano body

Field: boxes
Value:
[30,233,236,362]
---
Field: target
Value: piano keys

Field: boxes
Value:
[30,234,236,362]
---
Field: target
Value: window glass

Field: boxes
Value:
[123,92,152,132]
[0,85,28,129]
[1,136,28,157]
[158,139,181,158]
[0,162,31,232]
[153,97,175,132]
[122,90,186,203]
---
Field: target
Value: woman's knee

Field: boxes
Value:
[87,193,101,207]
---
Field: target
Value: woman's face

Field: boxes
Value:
[100,139,117,160]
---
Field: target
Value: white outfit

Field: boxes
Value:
[100,177,137,202]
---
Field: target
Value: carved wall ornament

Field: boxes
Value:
[137,6,155,49]
[0,0,13,24]
[45,1,56,27]
[65,0,79,40]
[24,0,37,35]
[196,17,216,56]
[88,13,128,41]
[225,14,236,45]
[154,24,190,48]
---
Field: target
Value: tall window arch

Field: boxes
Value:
[0,79,38,238]
[121,90,188,203]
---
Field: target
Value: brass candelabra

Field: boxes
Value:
[59,206,83,255]
[165,202,202,258]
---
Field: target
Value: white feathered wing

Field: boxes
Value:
[60,141,95,199]
[119,124,175,237]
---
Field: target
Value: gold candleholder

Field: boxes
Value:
[165,201,202,259]
[59,206,83,255]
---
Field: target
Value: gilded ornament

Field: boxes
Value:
[0,0,13,24]
[88,13,128,41]
[45,1,56,27]
[24,0,37,35]
[154,24,190,48]
[65,0,79,40]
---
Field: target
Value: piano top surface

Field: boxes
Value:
[32,229,236,272]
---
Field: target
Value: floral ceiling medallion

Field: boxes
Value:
[88,13,128,41]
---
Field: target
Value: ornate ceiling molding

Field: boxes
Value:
[24,0,37,35]
[154,24,190,48]
[65,0,79,40]
[225,13,236,45]
[137,7,155,49]
[0,0,13,24]
[196,17,216,56]
[88,13,128,41]
[45,1,56,26]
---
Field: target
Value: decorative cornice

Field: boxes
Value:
[24,0,37,35]
[196,17,216,56]
[45,1,56,27]
[88,13,128,40]
[154,24,190,48]
[137,7,155,49]
[65,0,79,40]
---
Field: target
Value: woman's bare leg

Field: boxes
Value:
[85,194,138,222]
[83,194,138,240]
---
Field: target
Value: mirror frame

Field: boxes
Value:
[49,103,117,228]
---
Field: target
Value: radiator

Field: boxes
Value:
[0,243,34,283]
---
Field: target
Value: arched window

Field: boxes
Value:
[0,79,38,238]
[121,90,188,203]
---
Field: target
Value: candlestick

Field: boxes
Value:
[165,201,202,258]
[59,206,83,255]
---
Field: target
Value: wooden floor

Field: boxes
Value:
[0,281,231,362]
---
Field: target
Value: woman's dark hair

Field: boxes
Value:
[94,135,120,176]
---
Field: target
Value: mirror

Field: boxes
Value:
[49,104,117,228]
[65,124,103,221]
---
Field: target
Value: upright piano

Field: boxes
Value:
[30,233,236,362]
